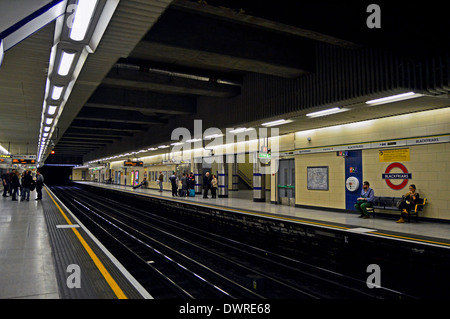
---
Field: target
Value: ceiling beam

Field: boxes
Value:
[86,86,197,115]
[64,128,133,137]
[70,119,150,132]
[133,9,315,78]
[102,66,241,98]
[76,106,168,125]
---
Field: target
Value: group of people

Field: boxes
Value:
[150,171,218,199]
[1,170,44,201]
[354,181,420,223]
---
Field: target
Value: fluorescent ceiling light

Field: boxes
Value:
[186,138,201,143]
[69,0,98,41]
[57,51,76,76]
[306,107,343,118]
[51,86,64,100]
[204,133,224,139]
[365,92,424,105]
[262,119,292,127]
[0,144,9,155]
[44,126,51,132]
[47,105,57,115]
[229,128,247,133]
[170,142,184,146]
[158,145,169,149]
[45,118,53,125]
[147,148,157,151]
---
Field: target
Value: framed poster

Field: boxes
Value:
[307,166,329,191]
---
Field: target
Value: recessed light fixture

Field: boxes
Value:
[69,0,99,41]
[45,118,54,125]
[51,86,64,100]
[44,126,51,132]
[365,92,424,106]
[306,107,346,118]
[47,105,57,115]
[57,51,76,76]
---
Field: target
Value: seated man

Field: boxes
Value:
[354,181,375,219]
[133,178,148,189]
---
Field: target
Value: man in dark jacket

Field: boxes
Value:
[21,171,33,201]
[169,171,178,197]
[35,171,44,200]
[11,171,20,201]
[203,172,211,198]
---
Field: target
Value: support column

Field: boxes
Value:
[218,155,228,198]
[193,160,202,194]
[231,161,239,191]
[253,153,266,202]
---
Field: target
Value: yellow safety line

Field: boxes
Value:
[45,188,128,299]
[368,231,450,247]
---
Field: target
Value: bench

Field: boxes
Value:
[366,196,427,222]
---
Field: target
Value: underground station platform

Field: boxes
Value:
[3,181,448,300]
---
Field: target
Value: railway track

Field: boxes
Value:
[50,185,414,299]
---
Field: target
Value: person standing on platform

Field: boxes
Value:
[158,172,164,192]
[35,171,44,200]
[203,171,212,198]
[355,181,375,218]
[11,171,20,201]
[169,171,178,197]
[2,172,10,197]
[211,174,218,198]
[188,172,196,197]
[181,173,188,197]
[21,171,33,201]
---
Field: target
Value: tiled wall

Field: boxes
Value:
[292,107,450,220]
[295,152,346,210]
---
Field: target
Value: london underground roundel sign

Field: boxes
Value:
[382,162,412,190]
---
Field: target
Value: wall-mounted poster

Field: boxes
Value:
[307,166,329,191]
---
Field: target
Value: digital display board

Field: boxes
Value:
[124,161,143,167]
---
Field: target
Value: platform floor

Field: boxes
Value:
[0,194,59,299]
[0,187,151,299]
[76,182,450,248]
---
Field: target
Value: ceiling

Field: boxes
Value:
[0,0,449,163]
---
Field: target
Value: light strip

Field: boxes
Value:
[51,86,64,100]
[0,144,9,155]
[57,51,76,76]
[69,0,99,41]
[365,92,424,105]
[229,128,247,133]
[262,119,292,127]
[306,107,343,118]
[47,105,57,115]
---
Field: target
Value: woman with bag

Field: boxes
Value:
[396,185,419,223]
